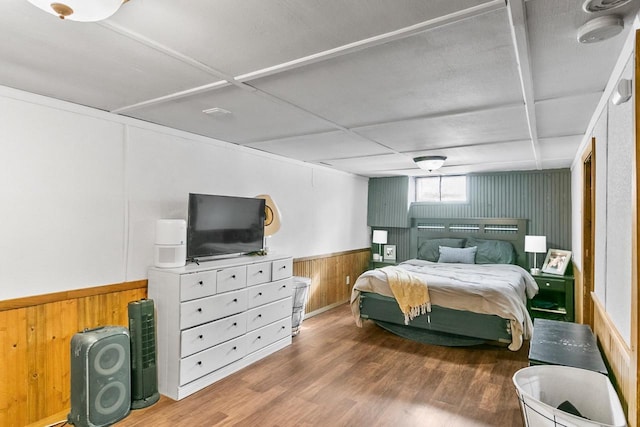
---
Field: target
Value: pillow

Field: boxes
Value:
[465,237,516,264]
[417,238,465,262]
[438,246,477,264]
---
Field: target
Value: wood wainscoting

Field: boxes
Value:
[0,281,147,427]
[0,248,370,426]
[593,294,632,417]
[293,248,370,316]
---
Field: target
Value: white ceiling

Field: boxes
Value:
[2,0,638,177]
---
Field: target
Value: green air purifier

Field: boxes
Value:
[128,299,160,409]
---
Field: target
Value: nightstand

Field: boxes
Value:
[528,273,575,322]
[369,260,397,270]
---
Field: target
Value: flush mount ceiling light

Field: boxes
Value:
[413,155,447,172]
[577,15,624,43]
[27,0,129,21]
[583,0,632,13]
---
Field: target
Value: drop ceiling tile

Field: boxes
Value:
[126,86,334,143]
[356,105,529,152]
[535,92,602,138]
[538,135,583,161]
[246,131,394,162]
[112,0,495,76]
[250,8,523,127]
[324,153,417,175]
[526,0,639,99]
[0,2,216,111]
[408,139,534,167]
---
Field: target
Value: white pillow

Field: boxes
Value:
[438,246,477,264]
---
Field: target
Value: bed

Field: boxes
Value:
[350,218,539,351]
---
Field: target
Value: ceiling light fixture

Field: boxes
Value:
[27,0,129,22]
[583,0,632,13]
[577,15,624,43]
[413,155,447,172]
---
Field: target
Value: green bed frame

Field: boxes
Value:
[360,217,528,347]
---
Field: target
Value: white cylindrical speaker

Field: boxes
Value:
[154,219,186,268]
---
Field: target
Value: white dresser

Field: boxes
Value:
[148,254,293,400]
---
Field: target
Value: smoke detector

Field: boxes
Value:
[583,0,632,13]
[577,15,624,43]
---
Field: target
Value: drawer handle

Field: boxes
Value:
[257,336,261,340]
[233,322,237,326]
[545,283,551,287]
[197,308,203,313]
[198,334,203,339]
[232,274,236,279]
[281,285,287,289]
[280,265,287,270]
[258,292,263,296]
[233,298,238,303]
[197,361,202,366]
[198,280,204,286]
[259,270,263,274]
[233,346,237,350]
[258,314,262,318]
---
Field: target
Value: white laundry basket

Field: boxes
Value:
[291,276,311,336]
[513,365,626,427]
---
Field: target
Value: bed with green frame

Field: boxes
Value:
[351,217,536,350]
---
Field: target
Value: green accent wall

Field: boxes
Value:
[368,169,572,264]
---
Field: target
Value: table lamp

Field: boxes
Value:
[372,230,388,261]
[525,235,547,275]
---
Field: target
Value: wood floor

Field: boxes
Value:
[117,303,528,427]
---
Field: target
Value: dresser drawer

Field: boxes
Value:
[535,277,565,292]
[217,266,247,293]
[246,317,292,355]
[247,278,293,309]
[272,258,293,281]
[180,270,217,302]
[247,262,272,286]
[180,289,247,329]
[180,312,247,358]
[246,297,292,332]
[179,335,247,386]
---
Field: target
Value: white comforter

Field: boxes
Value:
[350,259,539,351]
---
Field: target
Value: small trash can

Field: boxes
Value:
[513,365,626,427]
[291,276,311,336]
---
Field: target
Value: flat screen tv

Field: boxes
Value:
[187,193,265,260]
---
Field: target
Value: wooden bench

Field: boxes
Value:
[529,318,608,375]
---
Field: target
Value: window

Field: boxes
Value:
[416,176,467,203]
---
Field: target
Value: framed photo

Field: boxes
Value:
[541,249,571,275]
[383,244,396,261]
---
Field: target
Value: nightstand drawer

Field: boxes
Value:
[535,277,565,292]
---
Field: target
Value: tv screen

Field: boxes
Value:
[187,193,265,260]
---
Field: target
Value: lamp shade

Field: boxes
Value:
[372,230,388,245]
[524,235,547,253]
[27,0,126,21]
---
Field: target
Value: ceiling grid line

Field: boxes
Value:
[506,0,542,169]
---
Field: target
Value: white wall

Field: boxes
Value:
[571,25,636,345]
[0,86,370,300]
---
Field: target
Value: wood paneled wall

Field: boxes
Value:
[593,295,632,417]
[1,249,369,426]
[0,282,147,427]
[293,249,370,315]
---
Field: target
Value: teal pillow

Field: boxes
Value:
[418,238,465,262]
[438,246,477,264]
[465,238,516,264]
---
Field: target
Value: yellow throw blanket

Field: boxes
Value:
[380,266,431,325]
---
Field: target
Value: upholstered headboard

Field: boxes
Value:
[409,217,528,268]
